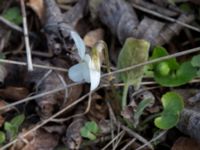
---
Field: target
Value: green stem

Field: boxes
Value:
[122,83,129,109]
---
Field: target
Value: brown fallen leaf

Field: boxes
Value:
[84,28,104,48]
[26,0,44,20]
[171,137,200,150]
[0,86,29,101]
[11,128,59,150]
[87,93,108,122]
[63,118,85,149]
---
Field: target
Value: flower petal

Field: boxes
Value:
[83,54,92,83]
[68,63,85,82]
[90,69,101,91]
[85,54,101,91]
[70,31,86,59]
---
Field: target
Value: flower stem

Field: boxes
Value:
[122,82,129,109]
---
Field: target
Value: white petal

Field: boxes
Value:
[83,54,92,83]
[68,63,85,82]
[90,69,101,91]
[85,54,101,91]
[70,31,86,59]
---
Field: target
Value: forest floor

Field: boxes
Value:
[0,0,200,149]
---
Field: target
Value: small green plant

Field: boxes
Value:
[2,7,22,25]
[0,131,5,144]
[80,121,99,141]
[133,97,155,128]
[150,46,197,87]
[4,114,25,140]
[191,54,200,76]
[117,38,150,108]
[154,92,184,129]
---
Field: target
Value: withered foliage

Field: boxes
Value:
[0,0,199,149]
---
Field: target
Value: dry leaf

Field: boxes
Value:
[171,137,200,150]
[0,86,29,101]
[26,0,44,20]
[22,129,58,150]
[87,93,108,122]
[84,28,104,48]
[63,118,85,149]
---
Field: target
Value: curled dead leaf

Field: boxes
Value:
[26,0,44,20]
[172,137,200,150]
[84,28,104,48]
[0,86,29,101]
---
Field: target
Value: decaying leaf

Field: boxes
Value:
[0,86,29,101]
[63,118,85,149]
[87,93,108,122]
[26,0,44,20]
[172,137,200,150]
[13,129,59,150]
[25,58,82,119]
[84,28,104,48]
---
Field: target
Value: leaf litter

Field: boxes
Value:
[0,0,200,149]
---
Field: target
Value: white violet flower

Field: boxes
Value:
[68,31,101,91]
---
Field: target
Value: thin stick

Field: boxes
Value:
[101,130,125,150]
[118,123,153,149]
[131,3,200,33]
[0,58,67,72]
[0,16,23,33]
[0,82,81,111]
[20,0,33,71]
[121,138,136,150]
[136,131,167,150]
[0,47,199,75]
[102,46,200,78]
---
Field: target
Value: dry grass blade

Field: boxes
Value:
[0,58,67,72]
[20,0,33,71]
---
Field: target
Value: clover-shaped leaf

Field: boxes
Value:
[3,7,22,25]
[154,92,184,129]
[151,46,196,87]
[80,121,99,141]
[117,38,150,108]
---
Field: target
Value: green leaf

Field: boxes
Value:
[191,54,200,77]
[154,92,184,129]
[80,127,96,141]
[0,131,5,144]
[10,114,25,128]
[191,54,200,67]
[117,38,150,89]
[151,46,179,71]
[4,122,18,139]
[80,121,99,141]
[117,38,150,108]
[133,98,155,127]
[2,7,22,25]
[151,46,197,87]
[154,61,197,87]
[84,121,99,134]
